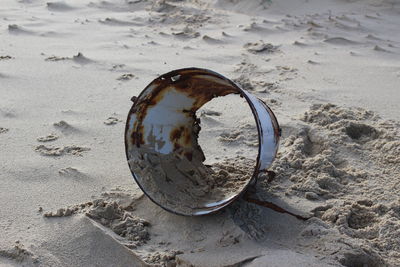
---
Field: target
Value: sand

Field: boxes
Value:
[1,0,400,266]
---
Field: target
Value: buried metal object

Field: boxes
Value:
[125,68,280,216]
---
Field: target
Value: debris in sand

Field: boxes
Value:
[37,133,59,142]
[35,145,90,156]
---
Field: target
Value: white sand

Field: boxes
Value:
[1,0,400,266]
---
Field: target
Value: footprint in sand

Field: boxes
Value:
[37,133,59,142]
[35,145,90,156]
[58,167,88,179]
[53,120,78,135]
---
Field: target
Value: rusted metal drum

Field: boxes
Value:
[125,68,280,216]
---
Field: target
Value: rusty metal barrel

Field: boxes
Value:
[125,68,280,216]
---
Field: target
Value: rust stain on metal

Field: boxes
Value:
[169,125,197,160]
[131,124,144,147]
[129,69,239,153]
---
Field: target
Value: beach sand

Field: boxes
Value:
[1,0,400,266]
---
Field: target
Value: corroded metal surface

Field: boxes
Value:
[125,68,280,216]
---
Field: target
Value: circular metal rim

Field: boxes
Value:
[124,67,280,216]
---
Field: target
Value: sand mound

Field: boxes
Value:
[264,103,400,265]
